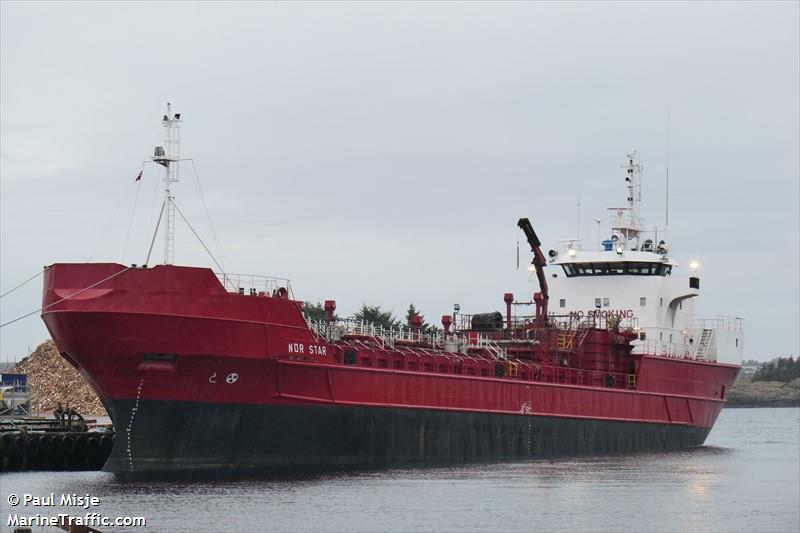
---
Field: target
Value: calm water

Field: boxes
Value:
[2,408,798,533]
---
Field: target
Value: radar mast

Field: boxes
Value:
[607,151,644,250]
[152,103,183,264]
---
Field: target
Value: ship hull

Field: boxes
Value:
[105,398,711,473]
[40,262,738,474]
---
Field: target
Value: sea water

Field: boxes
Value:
[2,407,798,532]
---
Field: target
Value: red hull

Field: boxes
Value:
[41,263,740,472]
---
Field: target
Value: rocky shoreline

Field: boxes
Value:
[725,375,800,408]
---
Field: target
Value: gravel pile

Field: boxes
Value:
[13,340,107,416]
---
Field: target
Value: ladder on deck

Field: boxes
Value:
[695,328,713,360]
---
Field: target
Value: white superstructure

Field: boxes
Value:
[543,152,743,365]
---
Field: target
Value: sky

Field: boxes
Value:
[1,1,798,363]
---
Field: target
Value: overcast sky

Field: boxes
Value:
[1,1,798,363]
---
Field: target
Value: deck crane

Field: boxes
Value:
[517,218,549,325]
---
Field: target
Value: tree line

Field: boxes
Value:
[751,356,800,383]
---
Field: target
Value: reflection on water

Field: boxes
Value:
[2,408,798,532]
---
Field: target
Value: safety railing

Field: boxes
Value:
[468,335,508,359]
[305,317,444,350]
[633,338,715,361]
[452,312,640,335]
[215,272,294,299]
[694,315,743,332]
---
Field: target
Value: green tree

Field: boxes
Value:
[354,304,398,328]
[752,356,799,383]
[301,301,335,322]
[405,302,425,328]
[404,302,443,333]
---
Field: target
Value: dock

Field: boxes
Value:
[1,416,114,471]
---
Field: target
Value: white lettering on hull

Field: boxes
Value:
[288,343,327,356]
[569,309,635,319]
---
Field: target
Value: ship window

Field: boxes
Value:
[560,298,566,308]
[660,297,663,307]
[736,338,739,347]
[679,302,682,310]
[640,297,646,306]
[595,298,602,308]
[562,262,670,277]
[603,298,610,307]
[608,263,626,274]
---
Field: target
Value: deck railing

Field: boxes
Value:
[215,272,293,299]
[305,317,444,349]
[694,315,743,332]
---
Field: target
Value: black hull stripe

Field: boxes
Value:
[105,399,711,473]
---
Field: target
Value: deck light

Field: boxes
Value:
[567,248,577,257]
[690,261,700,272]
[616,246,623,254]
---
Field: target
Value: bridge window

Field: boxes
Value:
[562,262,673,277]
[559,298,566,308]
[640,297,647,306]
[603,298,610,307]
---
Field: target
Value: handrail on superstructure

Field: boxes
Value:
[215,272,294,299]
[694,315,743,332]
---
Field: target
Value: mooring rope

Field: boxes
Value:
[0,269,44,300]
[190,159,229,273]
[121,179,143,263]
[0,266,133,328]
[171,200,227,277]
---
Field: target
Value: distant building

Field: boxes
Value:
[1,373,30,416]
[740,363,761,377]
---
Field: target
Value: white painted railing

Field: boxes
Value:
[694,315,743,332]
[215,272,293,298]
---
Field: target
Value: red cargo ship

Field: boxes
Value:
[41,107,741,472]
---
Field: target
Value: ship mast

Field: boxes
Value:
[152,103,182,264]
[608,151,644,250]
